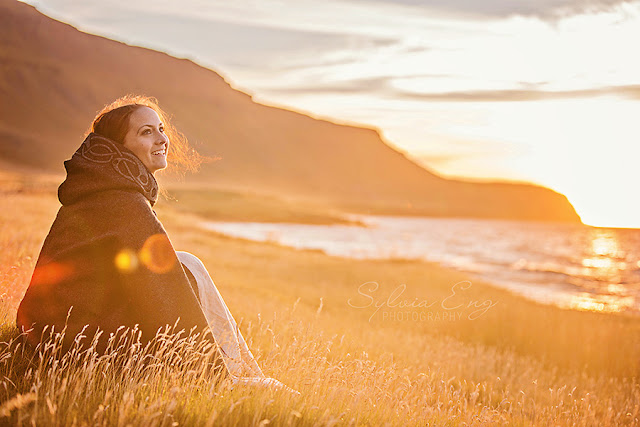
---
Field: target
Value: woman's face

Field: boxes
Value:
[122,106,169,174]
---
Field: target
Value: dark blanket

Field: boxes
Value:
[17,133,225,372]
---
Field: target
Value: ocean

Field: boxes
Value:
[201,215,640,315]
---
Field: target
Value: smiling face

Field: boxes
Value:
[122,106,169,175]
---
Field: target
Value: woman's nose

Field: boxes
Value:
[156,131,168,144]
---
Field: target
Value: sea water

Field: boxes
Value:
[201,215,640,315]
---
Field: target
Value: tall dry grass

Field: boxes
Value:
[1,182,639,425]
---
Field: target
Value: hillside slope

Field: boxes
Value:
[0,0,580,223]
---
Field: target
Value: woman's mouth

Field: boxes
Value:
[152,148,166,156]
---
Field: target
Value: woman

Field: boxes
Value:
[16,95,290,390]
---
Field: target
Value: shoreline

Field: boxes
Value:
[158,205,640,379]
[2,189,639,425]
[3,178,635,322]
[196,213,640,320]
[3,188,639,379]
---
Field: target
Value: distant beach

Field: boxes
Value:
[202,214,640,316]
[3,189,639,425]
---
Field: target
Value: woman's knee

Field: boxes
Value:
[176,251,203,268]
[176,251,210,278]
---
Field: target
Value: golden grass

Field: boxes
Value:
[161,186,362,225]
[1,185,639,425]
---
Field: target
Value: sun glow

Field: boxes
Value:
[486,97,639,229]
[387,97,640,229]
[16,0,640,229]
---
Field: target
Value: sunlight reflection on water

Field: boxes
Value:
[201,215,640,315]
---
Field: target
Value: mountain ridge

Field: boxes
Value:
[0,0,581,223]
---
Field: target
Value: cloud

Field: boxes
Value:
[260,76,394,95]
[390,85,640,101]
[262,38,401,73]
[22,1,399,72]
[349,0,634,19]
[260,72,640,102]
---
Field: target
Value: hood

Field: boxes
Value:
[58,133,159,206]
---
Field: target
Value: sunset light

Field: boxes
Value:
[4,0,640,424]
[20,0,640,227]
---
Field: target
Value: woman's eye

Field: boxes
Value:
[159,127,165,133]
[143,129,151,134]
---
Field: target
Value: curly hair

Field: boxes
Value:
[88,95,206,175]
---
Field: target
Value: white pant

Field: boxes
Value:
[176,251,265,378]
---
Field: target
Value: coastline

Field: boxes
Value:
[2,188,639,424]
[154,204,640,379]
[198,213,640,319]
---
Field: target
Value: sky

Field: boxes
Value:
[21,0,640,228]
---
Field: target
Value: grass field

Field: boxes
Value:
[1,177,639,425]
[161,186,363,225]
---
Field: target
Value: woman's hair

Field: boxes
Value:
[88,95,205,174]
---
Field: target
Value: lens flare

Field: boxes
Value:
[31,262,75,286]
[139,234,176,274]
[114,248,138,273]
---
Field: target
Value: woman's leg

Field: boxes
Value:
[176,251,264,378]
